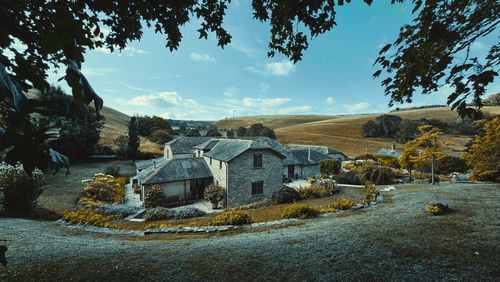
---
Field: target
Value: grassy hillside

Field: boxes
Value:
[216,106,500,157]
[99,106,130,148]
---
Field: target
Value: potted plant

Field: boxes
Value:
[203,183,226,209]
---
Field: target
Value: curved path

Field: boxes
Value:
[1,183,499,281]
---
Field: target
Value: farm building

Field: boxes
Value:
[288,144,348,162]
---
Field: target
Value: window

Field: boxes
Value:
[253,154,262,168]
[251,181,263,195]
[220,160,222,169]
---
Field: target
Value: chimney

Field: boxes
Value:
[392,140,396,151]
[308,149,311,161]
[153,160,156,168]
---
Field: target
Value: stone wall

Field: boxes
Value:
[227,149,283,207]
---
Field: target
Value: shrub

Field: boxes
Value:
[104,164,120,177]
[145,206,205,221]
[96,204,140,218]
[319,159,341,176]
[360,165,394,185]
[296,184,335,199]
[329,197,356,210]
[145,184,167,208]
[281,203,319,219]
[333,170,362,185]
[355,154,378,161]
[0,162,46,215]
[203,184,226,207]
[150,129,173,144]
[82,175,126,204]
[363,182,379,204]
[62,208,119,228]
[427,203,450,216]
[272,186,300,204]
[211,210,252,226]
[434,155,468,175]
[428,174,440,183]
[376,155,401,169]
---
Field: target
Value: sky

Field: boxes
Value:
[46,0,500,121]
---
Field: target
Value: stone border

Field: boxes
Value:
[58,193,385,235]
[58,220,145,236]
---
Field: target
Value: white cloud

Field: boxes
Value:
[223,86,237,97]
[247,60,296,76]
[265,60,295,76]
[81,67,120,76]
[277,106,312,115]
[259,83,270,93]
[190,53,216,62]
[243,97,291,108]
[94,44,148,56]
[326,97,335,105]
[344,102,370,113]
[116,91,197,108]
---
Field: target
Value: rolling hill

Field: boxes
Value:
[215,106,500,157]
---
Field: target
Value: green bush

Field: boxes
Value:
[211,210,252,225]
[105,164,120,177]
[434,155,468,175]
[281,203,319,219]
[360,165,394,185]
[355,154,378,161]
[272,186,300,204]
[0,162,46,216]
[145,184,167,208]
[319,159,341,176]
[333,170,362,185]
[82,175,126,204]
[150,129,173,144]
[203,184,226,207]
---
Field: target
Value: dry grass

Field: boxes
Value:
[214,115,337,130]
[138,136,164,155]
[98,106,130,148]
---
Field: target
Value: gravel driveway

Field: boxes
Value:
[1,182,499,281]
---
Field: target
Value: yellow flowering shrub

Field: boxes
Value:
[296,184,335,199]
[211,210,253,226]
[62,208,120,228]
[362,182,379,204]
[281,203,319,219]
[81,175,128,205]
[342,163,358,170]
[329,197,356,210]
[427,203,450,216]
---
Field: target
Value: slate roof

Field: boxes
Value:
[374,148,401,158]
[203,139,285,162]
[194,139,221,151]
[165,137,211,154]
[291,149,330,165]
[288,144,347,158]
[238,137,301,165]
[142,158,212,184]
[135,157,166,172]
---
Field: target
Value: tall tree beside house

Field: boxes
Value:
[245,123,277,139]
[399,143,422,182]
[463,117,500,181]
[205,129,222,137]
[405,125,448,184]
[127,116,140,161]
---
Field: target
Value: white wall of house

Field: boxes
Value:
[164,145,194,159]
[203,156,228,189]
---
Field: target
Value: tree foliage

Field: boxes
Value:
[483,93,500,106]
[150,129,173,144]
[127,117,140,161]
[374,0,500,118]
[319,159,341,176]
[463,117,500,181]
[245,123,277,139]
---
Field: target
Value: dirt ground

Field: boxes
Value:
[1,182,498,281]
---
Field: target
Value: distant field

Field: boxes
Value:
[215,115,337,129]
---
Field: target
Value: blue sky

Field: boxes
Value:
[47,0,500,121]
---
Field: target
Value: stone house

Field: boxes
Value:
[138,137,284,208]
[290,149,330,179]
[288,144,348,162]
